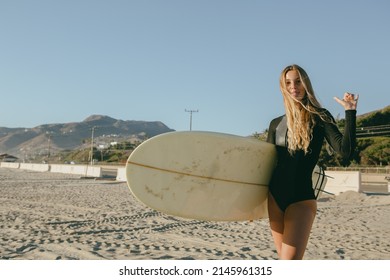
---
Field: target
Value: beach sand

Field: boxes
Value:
[1,168,389,260]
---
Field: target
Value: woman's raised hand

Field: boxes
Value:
[334,92,359,110]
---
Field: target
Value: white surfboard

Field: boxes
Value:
[125,131,328,221]
[126,131,277,221]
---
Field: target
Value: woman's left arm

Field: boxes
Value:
[324,93,359,161]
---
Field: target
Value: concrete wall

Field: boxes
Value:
[361,174,388,184]
[0,162,20,168]
[324,171,361,195]
[20,163,50,172]
[116,167,127,182]
[0,162,102,178]
[50,164,102,177]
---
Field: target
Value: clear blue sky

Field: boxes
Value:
[1,0,389,136]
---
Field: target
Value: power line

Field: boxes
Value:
[185,109,199,131]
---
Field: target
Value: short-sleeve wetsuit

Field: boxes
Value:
[266,109,356,212]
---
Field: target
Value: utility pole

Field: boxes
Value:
[46,131,52,163]
[90,126,97,165]
[185,109,198,131]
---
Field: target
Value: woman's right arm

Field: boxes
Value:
[267,118,279,144]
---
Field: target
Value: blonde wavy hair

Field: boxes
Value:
[280,64,331,154]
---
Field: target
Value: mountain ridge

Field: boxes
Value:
[0,115,174,158]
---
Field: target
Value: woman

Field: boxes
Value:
[266,64,358,259]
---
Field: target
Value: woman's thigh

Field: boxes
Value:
[280,200,317,259]
[267,193,285,255]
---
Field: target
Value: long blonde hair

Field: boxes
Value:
[280,64,330,154]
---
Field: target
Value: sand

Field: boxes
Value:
[1,167,389,260]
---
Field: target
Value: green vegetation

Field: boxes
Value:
[318,137,390,167]
[355,137,390,166]
[357,106,390,127]
[48,141,138,165]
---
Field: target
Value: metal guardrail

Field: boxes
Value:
[327,166,390,174]
[356,124,390,138]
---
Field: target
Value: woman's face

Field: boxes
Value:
[285,70,306,101]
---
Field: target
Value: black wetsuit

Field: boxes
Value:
[266,110,356,212]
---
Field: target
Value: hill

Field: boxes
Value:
[0,115,174,159]
[356,105,390,126]
[356,105,390,138]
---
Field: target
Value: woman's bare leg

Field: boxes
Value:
[267,193,285,256]
[280,200,317,260]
